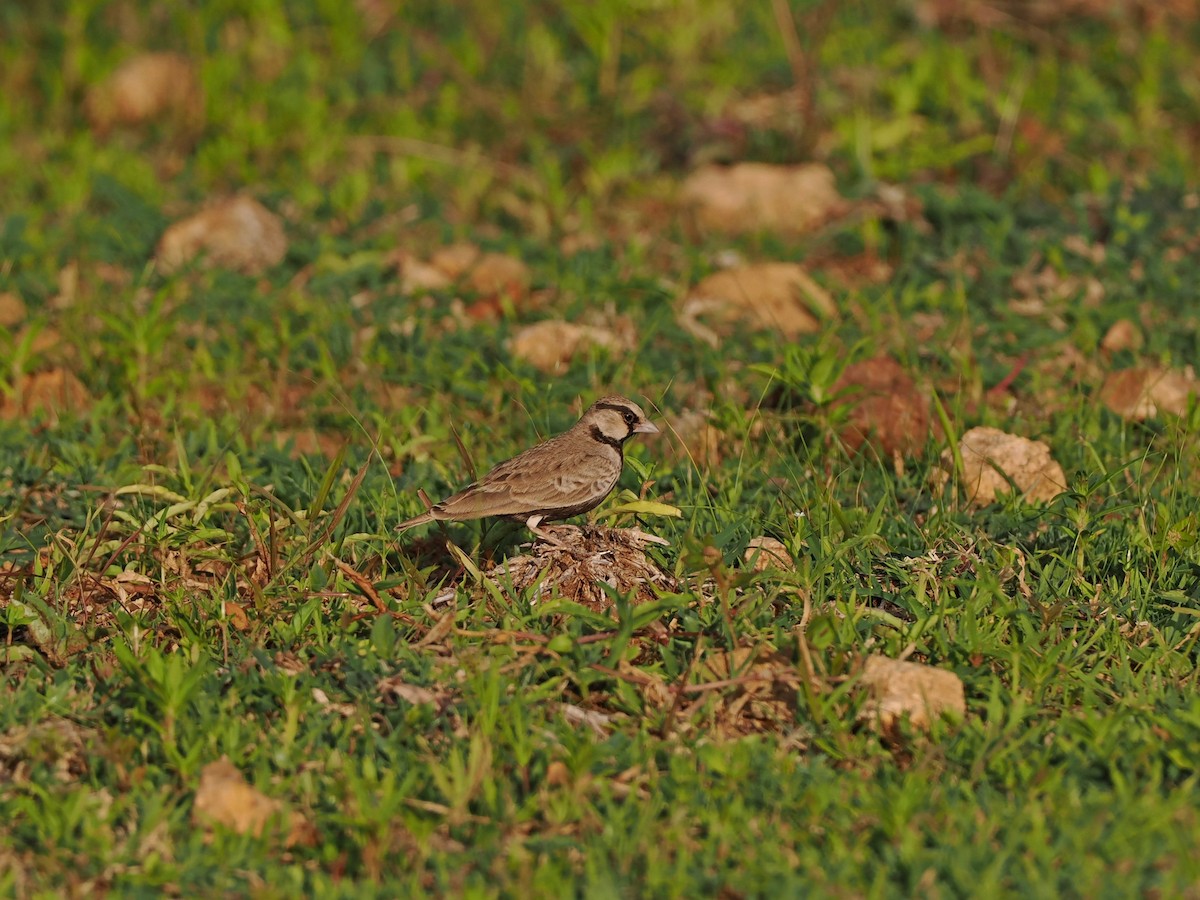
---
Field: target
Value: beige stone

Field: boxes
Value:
[859,655,965,732]
[680,262,835,343]
[157,196,286,274]
[508,320,623,373]
[682,162,845,235]
[939,426,1066,506]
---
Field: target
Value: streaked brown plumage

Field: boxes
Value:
[396,396,658,534]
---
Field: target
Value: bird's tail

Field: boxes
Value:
[395,511,435,532]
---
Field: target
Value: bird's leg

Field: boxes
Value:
[525,514,577,549]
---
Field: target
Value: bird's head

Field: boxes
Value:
[581,396,659,446]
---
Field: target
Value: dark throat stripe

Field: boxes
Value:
[590,425,624,450]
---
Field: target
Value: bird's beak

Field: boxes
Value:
[634,420,660,434]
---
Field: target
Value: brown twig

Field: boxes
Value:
[238,500,272,582]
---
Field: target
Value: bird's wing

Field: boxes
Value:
[432,477,521,520]
[435,437,619,519]
[496,440,621,509]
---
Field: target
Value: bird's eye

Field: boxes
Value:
[623,410,635,425]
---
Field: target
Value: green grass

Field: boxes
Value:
[3,1,1200,896]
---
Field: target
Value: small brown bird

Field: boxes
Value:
[396,396,658,537]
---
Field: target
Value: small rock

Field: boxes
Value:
[1100,319,1142,353]
[508,320,623,373]
[938,426,1066,506]
[0,292,26,328]
[467,252,530,298]
[0,369,91,422]
[833,356,931,458]
[743,536,793,573]
[156,196,287,275]
[681,162,846,235]
[85,52,204,135]
[859,655,965,732]
[193,757,315,847]
[429,243,482,280]
[680,262,835,344]
[1099,367,1197,420]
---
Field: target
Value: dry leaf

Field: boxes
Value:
[939,426,1066,506]
[466,252,529,298]
[508,319,623,373]
[311,687,358,718]
[273,652,307,676]
[1099,367,1197,420]
[859,655,965,732]
[680,262,835,344]
[0,292,25,328]
[0,369,91,421]
[559,704,618,738]
[19,325,68,361]
[681,162,846,235]
[724,87,809,131]
[1099,319,1143,353]
[544,759,572,786]
[85,52,204,135]
[429,243,482,279]
[378,675,445,708]
[157,196,287,275]
[193,757,315,846]
[398,255,454,292]
[833,356,931,458]
[743,536,793,573]
[224,601,251,632]
[559,232,602,256]
[1010,261,1104,327]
